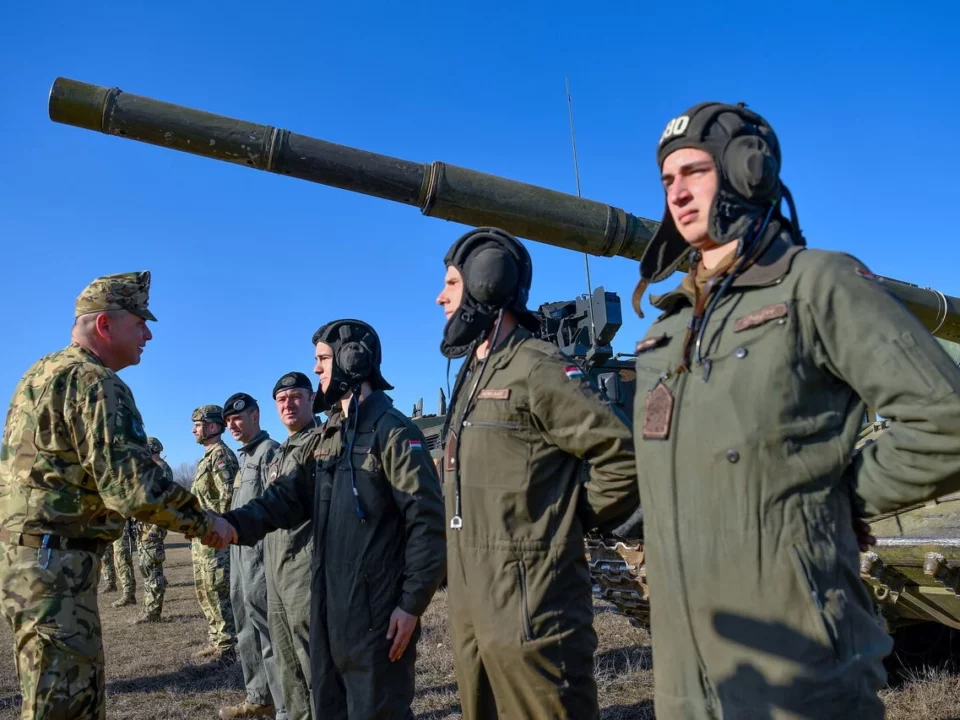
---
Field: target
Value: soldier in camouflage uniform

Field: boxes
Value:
[100,536,118,591]
[191,404,240,662]
[110,518,139,607]
[0,271,221,720]
[135,437,171,623]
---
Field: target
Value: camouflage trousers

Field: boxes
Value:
[100,528,136,598]
[0,542,105,720]
[191,539,235,650]
[137,524,167,618]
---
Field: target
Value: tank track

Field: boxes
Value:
[585,535,650,630]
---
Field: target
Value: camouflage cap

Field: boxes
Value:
[75,271,157,321]
[191,405,225,426]
[146,437,164,454]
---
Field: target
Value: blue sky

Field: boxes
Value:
[1,2,957,467]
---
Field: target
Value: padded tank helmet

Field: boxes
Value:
[441,227,540,359]
[635,102,799,315]
[311,319,393,414]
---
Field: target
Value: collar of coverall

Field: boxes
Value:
[482,326,532,371]
[649,230,803,314]
[288,418,319,445]
[239,429,271,455]
[345,389,393,434]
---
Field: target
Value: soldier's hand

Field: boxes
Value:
[853,516,876,552]
[386,607,418,662]
[202,515,238,550]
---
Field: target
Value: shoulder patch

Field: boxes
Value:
[734,302,789,333]
[408,439,423,451]
[563,366,585,380]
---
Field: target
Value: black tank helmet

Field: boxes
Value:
[634,102,801,316]
[311,319,393,413]
[441,227,540,359]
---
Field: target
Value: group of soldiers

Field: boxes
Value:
[3,98,960,720]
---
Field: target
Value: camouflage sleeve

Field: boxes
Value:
[802,253,960,515]
[209,446,239,514]
[223,437,318,545]
[72,376,211,537]
[527,353,640,533]
[380,416,447,617]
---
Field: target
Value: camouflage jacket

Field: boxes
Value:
[157,458,174,484]
[193,440,239,514]
[0,343,211,541]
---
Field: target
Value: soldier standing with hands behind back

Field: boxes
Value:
[0,271,225,720]
[629,102,960,719]
[435,228,639,720]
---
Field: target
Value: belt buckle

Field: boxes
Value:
[37,535,52,570]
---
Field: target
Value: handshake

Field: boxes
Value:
[186,513,239,550]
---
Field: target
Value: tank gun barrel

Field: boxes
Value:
[47,77,960,342]
[48,77,657,262]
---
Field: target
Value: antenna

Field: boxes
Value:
[565,76,597,347]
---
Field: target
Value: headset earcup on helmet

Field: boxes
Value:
[334,323,375,384]
[463,246,520,307]
[723,135,781,203]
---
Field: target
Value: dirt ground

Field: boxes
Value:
[0,537,956,719]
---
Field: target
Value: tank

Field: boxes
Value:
[46,76,960,639]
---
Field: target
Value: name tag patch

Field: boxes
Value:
[478,388,511,400]
[734,302,788,333]
[635,335,669,354]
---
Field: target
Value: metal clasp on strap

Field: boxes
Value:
[37,534,52,570]
[450,516,463,530]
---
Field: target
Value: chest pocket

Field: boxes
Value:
[234,461,258,489]
[463,383,531,435]
[722,300,793,355]
[459,383,532,489]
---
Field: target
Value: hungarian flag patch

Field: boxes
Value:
[564,366,584,380]
[409,440,423,451]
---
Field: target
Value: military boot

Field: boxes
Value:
[133,613,161,624]
[111,594,136,608]
[218,701,276,719]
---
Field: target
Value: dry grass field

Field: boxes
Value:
[0,536,957,719]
